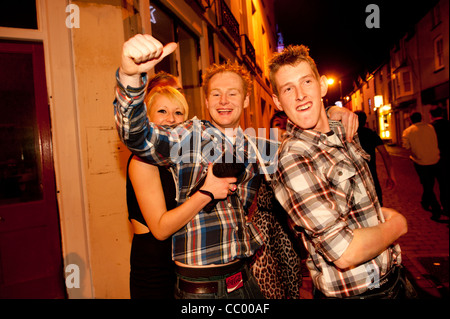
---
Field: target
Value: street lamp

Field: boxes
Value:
[326,77,342,101]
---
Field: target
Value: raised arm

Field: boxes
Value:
[114,35,180,163]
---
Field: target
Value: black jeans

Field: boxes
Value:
[413,162,442,216]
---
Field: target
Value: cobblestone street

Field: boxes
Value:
[381,145,449,298]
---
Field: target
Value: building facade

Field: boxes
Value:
[344,0,449,145]
[0,0,278,298]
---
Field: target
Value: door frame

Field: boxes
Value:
[0,0,93,298]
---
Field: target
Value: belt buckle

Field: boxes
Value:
[226,271,244,293]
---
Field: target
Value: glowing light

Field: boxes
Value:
[327,78,335,85]
[381,104,391,112]
[374,95,383,108]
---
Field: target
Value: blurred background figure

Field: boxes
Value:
[270,111,288,142]
[429,105,449,217]
[146,71,182,94]
[402,112,444,222]
[355,110,396,207]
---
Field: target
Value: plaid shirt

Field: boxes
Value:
[114,71,278,265]
[273,120,402,298]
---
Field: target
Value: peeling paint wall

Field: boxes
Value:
[71,1,134,298]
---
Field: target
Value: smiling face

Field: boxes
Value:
[148,94,186,126]
[205,71,249,134]
[272,61,329,133]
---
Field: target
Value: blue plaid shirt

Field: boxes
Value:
[114,71,278,265]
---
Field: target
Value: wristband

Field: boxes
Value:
[198,189,214,201]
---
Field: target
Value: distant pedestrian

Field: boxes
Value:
[355,110,396,206]
[402,112,443,221]
[429,105,449,216]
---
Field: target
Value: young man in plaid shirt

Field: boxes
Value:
[114,35,358,299]
[269,45,410,299]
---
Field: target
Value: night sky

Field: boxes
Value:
[275,0,439,102]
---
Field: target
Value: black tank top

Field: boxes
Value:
[126,155,177,227]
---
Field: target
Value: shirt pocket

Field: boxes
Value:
[326,160,356,189]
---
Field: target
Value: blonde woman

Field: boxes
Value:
[127,85,236,299]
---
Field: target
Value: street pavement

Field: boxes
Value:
[382,145,448,298]
[299,145,449,299]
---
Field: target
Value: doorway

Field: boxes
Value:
[0,41,65,298]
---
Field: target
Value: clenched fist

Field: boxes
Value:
[119,34,177,86]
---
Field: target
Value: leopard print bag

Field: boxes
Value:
[249,178,302,299]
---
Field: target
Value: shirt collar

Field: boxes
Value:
[286,119,346,148]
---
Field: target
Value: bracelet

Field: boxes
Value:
[198,189,214,201]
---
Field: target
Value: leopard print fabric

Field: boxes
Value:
[249,179,302,299]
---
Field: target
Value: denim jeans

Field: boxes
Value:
[174,265,265,299]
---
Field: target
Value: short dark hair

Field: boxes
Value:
[410,112,422,123]
[270,111,288,129]
[430,106,444,118]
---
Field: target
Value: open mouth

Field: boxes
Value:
[297,102,312,111]
[217,108,233,115]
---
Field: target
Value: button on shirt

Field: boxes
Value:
[273,120,402,298]
[113,71,277,265]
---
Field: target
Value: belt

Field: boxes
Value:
[176,260,249,294]
[178,278,220,294]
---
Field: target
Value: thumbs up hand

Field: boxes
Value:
[119,34,177,86]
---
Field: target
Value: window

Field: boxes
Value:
[434,36,444,70]
[431,4,441,28]
[0,1,37,29]
[394,68,413,97]
[402,70,412,93]
[150,2,202,117]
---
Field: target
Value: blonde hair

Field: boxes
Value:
[145,86,189,121]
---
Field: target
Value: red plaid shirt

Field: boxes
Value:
[273,120,402,298]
